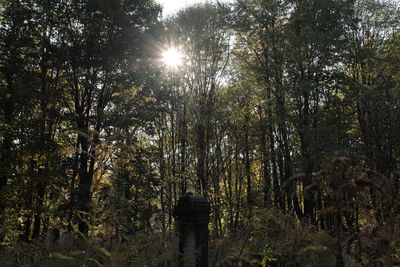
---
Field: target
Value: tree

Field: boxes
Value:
[168,3,232,199]
[0,0,161,239]
[284,0,354,222]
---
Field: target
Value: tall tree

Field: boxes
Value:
[285,0,354,222]
[171,3,232,197]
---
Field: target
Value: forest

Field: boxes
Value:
[1,0,400,266]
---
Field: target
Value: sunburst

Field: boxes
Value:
[162,48,183,67]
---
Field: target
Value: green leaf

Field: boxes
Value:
[51,253,76,262]
[88,257,103,266]
[96,247,111,257]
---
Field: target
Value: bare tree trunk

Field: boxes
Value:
[259,107,271,206]
[244,112,253,215]
[269,127,282,209]
[233,145,242,231]
[180,97,187,196]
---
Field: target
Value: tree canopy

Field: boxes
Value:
[0,0,400,265]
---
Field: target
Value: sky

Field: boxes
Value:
[155,0,228,17]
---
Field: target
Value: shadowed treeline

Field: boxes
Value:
[0,0,399,265]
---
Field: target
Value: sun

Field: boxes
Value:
[162,48,183,67]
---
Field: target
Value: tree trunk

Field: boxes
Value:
[259,109,271,206]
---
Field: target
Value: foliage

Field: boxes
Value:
[1,0,400,266]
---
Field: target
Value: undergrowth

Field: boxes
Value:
[1,155,399,266]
